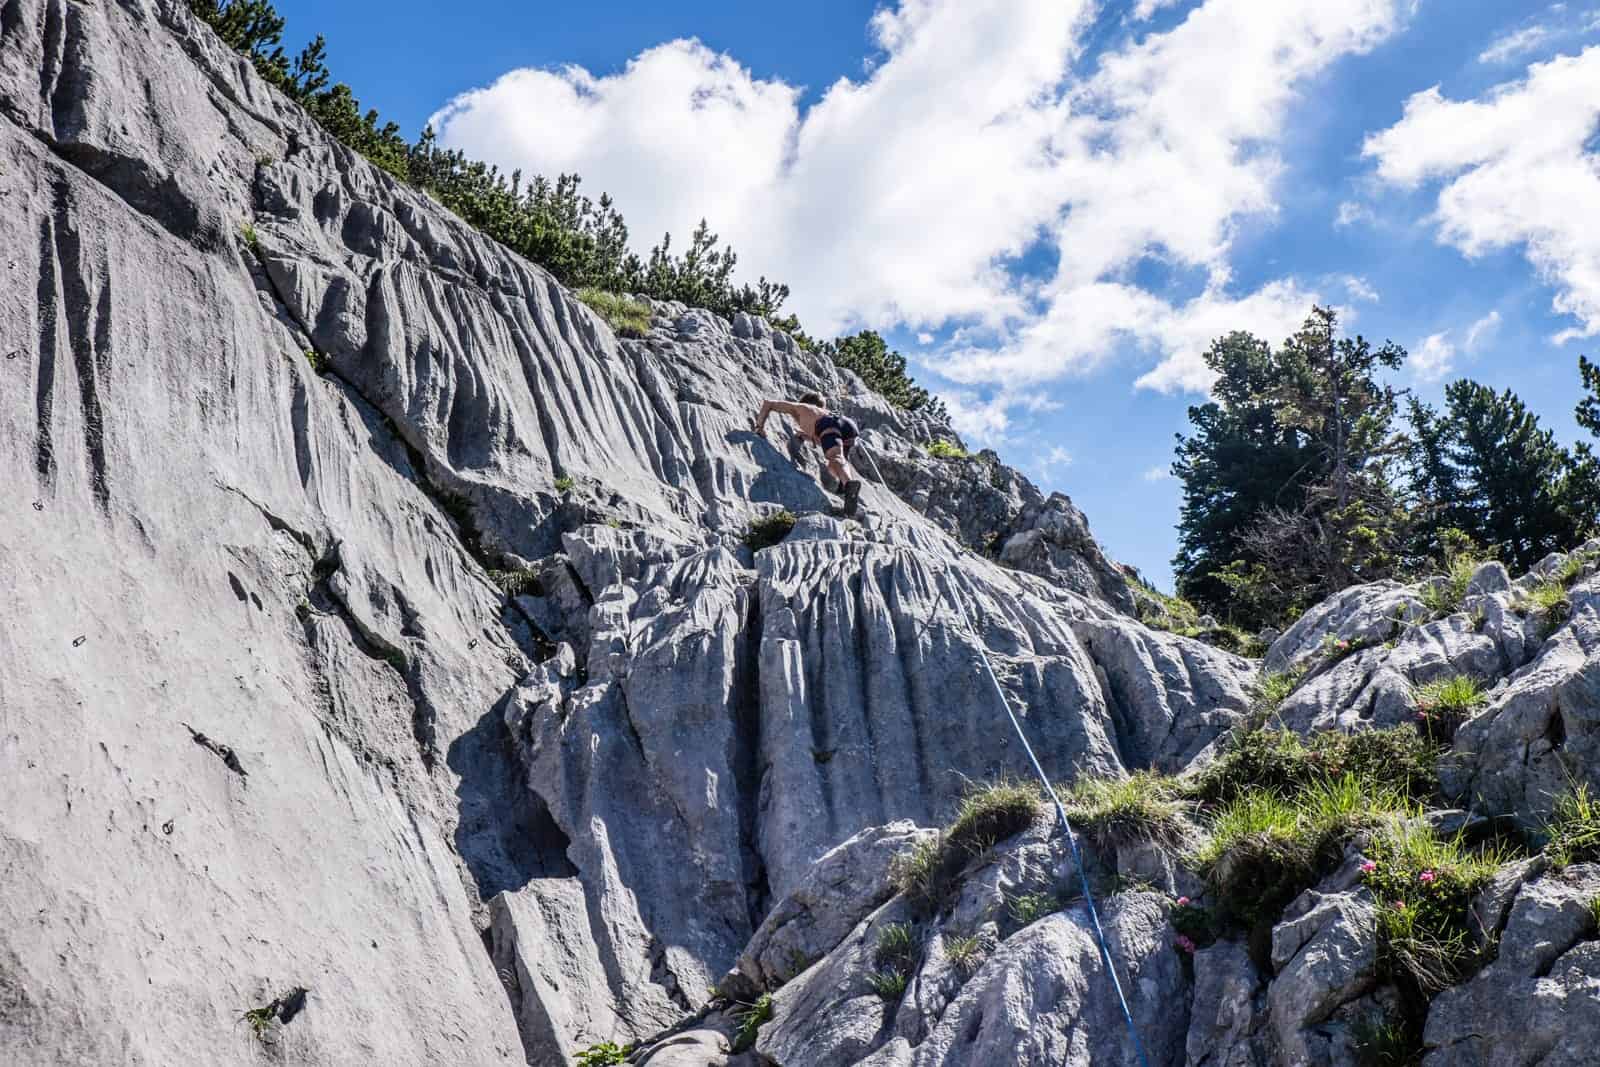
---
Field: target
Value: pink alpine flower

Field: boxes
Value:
[1393,900,1407,911]
[1176,896,1190,907]
[1175,935,1196,954]
[1419,870,1437,885]
[1360,860,1377,874]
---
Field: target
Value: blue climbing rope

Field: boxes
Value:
[851,437,1154,1067]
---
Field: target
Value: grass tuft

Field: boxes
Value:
[1419,553,1481,618]
[1544,783,1600,869]
[743,510,798,551]
[867,968,910,1000]
[1514,579,1572,636]
[1006,890,1062,928]
[731,993,773,1052]
[1189,726,1439,810]
[1411,675,1487,743]
[240,221,260,254]
[577,288,652,338]
[1061,772,1190,849]
[1364,821,1505,995]
[554,475,575,492]
[302,348,324,373]
[488,568,542,598]
[1352,1011,1423,1067]
[926,439,967,460]
[891,781,1044,909]
[942,933,985,974]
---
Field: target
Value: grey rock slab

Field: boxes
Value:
[1267,891,1378,1066]
[1424,865,1600,1066]
[1185,940,1269,1067]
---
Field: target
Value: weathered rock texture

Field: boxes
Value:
[11,4,1600,1066]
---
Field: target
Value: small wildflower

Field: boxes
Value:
[1393,900,1406,911]
[1419,870,1437,885]
[1175,896,1190,907]
[1359,860,1377,874]
[1175,935,1196,954]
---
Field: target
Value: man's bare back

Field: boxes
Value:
[753,393,863,515]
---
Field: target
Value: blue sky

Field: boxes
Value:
[272,0,1600,589]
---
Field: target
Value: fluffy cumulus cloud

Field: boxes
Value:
[433,0,1410,426]
[1411,331,1457,382]
[1364,47,1600,343]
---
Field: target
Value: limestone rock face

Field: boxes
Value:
[0,3,1233,1064]
[18,4,1600,1067]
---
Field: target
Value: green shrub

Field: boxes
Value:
[1544,783,1600,868]
[1411,675,1487,743]
[1363,821,1503,995]
[1320,633,1368,663]
[240,221,260,253]
[732,994,773,1053]
[575,1042,631,1067]
[926,439,967,461]
[1061,772,1189,849]
[891,782,1044,909]
[743,510,798,551]
[302,348,324,373]
[578,288,652,338]
[488,568,542,598]
[554,475,575,492]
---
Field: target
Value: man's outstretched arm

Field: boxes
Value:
[754,399,805,434]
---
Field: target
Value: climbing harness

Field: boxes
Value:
[854,439,1154,1067]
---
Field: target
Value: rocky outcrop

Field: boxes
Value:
[13,3,1600,1066]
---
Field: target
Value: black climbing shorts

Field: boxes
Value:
[816,414,859,455]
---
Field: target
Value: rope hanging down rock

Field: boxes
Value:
[852,438,1154,1067]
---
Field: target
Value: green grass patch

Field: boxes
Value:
[302,348,325,373]
[1411,675,1487,743]
[732,994,773,1053]
[874,922,918,972]
[926,439,967,460]
[577,288,652,338]
[1189,726,1440,810]
[1544,783,1600,868]
[891,781,1044,909]
[554,475,575,492]
[240,221,260,254]
[1321,633,1369,663]
[743,510,798,551]
[1196,775,1414,930]
[1061,772,1190,849]
[488,568,542,598]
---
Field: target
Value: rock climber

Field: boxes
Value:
[753,392,864,516]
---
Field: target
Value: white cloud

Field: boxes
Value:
[1412,331,1457,382]
[1132,0,1186,21]
[1341,274,1381,303]
[1039,446,1075,473]
[1335,200,1373,227]
[916,331,934,345]
[1143,464,1174,481]
[1364,48,1600,343]
[433,0,1409,413]
[1478,24,1554,65]
[1464,310,1502,350]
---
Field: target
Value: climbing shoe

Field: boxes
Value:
[842,480,863,516]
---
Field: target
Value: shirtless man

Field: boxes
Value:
[753,392,864,515]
